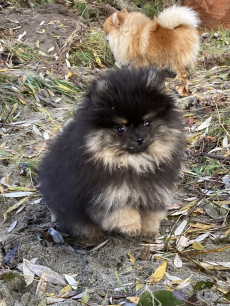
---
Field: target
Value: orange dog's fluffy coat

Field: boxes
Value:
[103,6,200,78]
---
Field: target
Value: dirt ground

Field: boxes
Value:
[1,3,230,306]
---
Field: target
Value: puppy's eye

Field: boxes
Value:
[117,125,126,135]
[144,120,151,128]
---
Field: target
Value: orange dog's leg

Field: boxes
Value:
[175,67,187,80]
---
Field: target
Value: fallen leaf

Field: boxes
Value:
[19,98,27,105]
[23,259,36,286]
[187,244,230,255]
[127,253,136,264]
[204,203,219,219]
[93,52,105,68]
[36,270,47,296]
[216,262,230,268]
[59,285,73,294]
[174,254,182,268]
[64,275,78,290]
[149,243,165,252]
[48,47,54,53]
[138,245,150,260]
[66,71,72,79]
[38,297,47,306]
[165,272,181,281]
[199,261,230,271]
[137,290,185,306]
[0,299,6,306]
[7,220,17,233]
[33,125,42,136]
[176,236,189,252]
[224,292,230,302]
[192,241,204,251]
[0,270,10,280]
[48,228,64,244]
[46,297,65,304]
[2,192,33,198]
[3,272,17,281]
[223,135,228,147]
[177,276,192,290]
[0,185,4,193]
[175,85,188,96]
[127,297,140,303]
[25,260,66,284]
[195,116,212,131]
[45,290,77,299]
[43,131,50,140]
[16,204,26,214]
[189,222,216,230]
[3,197,28,223]
[4,246,18,265]
[136,279,144,291]
[174,220,188,236]
[72,289,94,300]
[82,289,89,305]
[150,261,167,284]
[101,295,109,306]
[89,239,109,252]
[193,281,214,293]
[18,31,26,41]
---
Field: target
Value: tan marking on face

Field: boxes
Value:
[113,117,128,125]
[85,130,156,173]
[85,126,183,173]
[142,112,155,121]
[147,126,182,166]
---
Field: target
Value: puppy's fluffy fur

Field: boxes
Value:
[103,6,200,79]
[39,68,184,239]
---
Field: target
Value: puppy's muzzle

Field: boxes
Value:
[136,137,144,146]
[128,137,151,154]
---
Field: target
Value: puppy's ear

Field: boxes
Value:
[90,79,107,104]
[112,11,126,27]
[146,69,165,91]
[120,9,128,13]
[96,79,107,92]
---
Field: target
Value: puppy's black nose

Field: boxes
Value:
[136,137,144,146]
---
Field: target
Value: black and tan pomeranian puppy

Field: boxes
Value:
[39,68,184,239]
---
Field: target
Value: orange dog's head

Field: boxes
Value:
[103,9,128,34]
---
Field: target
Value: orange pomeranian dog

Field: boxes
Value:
[103,6,200,79]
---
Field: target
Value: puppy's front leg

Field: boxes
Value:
[175,67,187,80]
[101,207,141,236]
[141,210,167,237]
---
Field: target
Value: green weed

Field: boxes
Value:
[69,28,114,68]
[75,1,98,19]
[200,27,230,57]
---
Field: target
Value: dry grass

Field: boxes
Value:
[69,28,114,68]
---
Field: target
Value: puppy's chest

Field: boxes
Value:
[94,173,170,210]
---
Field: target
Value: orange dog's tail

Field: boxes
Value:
[157,5,200,30]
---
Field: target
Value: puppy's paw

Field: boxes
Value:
[140,228,158,238]
[120,222,141,237]
[72,222,104,240]
[140,211,166,238]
